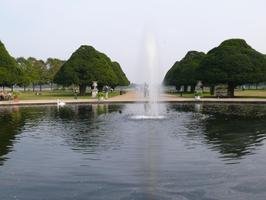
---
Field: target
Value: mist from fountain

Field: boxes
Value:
[145,33,160,116]
[131,32,165,120]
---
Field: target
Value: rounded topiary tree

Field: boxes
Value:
[163,51,206,92]
[111,61,130,86]
[198,39,266,97]
[163,61,179,88]
[54,45,129,95]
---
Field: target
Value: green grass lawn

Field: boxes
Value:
[15,90,120,100]
[170,89,266,98]
[172,92,211,98]
[234,89,266,98]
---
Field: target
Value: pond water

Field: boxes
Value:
[1,103,266,200]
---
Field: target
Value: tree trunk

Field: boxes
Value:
[33,84,35,92]
[50,83,53,91]
[39,84,42,92]
[210,85,215,95]
[24,85,26,92]
[184,85,188,93]
[191,85,196,93]
[79,84,86,96]
[227,83,235,97]
[11,85,14,92]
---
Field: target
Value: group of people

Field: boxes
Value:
[103,85,113,98]
[0,91,13,101]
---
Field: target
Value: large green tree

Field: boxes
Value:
[198,39,266,97]
[0,41,21,88]
[111,61,130,86]
[163,61,182,90]
[163,51,205,92]
[54,45,129,95]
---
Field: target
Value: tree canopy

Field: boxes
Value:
[17,57,34,88]
[0,40,21,87]
[16,57,65,91]
[163,51,206,91]
[54,45,130,95]
[163,61,179,86]
[46,58,65,83]
[198,39,266,97]
[111,61,130,86]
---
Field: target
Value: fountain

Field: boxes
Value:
[131,33,165,120]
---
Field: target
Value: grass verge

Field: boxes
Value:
[13,90,120,100]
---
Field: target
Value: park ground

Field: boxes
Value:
[15,90,120,100]
[0,89,121,100]
[171,89,266,99]
[5,89,266,100]
[3,89,266,106]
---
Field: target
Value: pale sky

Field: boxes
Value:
[1,0,266,83]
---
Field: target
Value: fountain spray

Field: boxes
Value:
[145,32,160,116]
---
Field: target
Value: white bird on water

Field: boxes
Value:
[57,99,66,106]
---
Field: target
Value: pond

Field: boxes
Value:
[1,103,266,200]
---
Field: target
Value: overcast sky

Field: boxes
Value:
[1,0,266,83]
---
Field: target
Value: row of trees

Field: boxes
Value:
[163,39,266,97]
[16,57,64,91]
[0,41,130,95]
[0,40,64,91]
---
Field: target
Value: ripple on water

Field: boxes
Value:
[1,103,266,200]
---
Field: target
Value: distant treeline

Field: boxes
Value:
[0,41,130,95]
[0,41,64,91]
[164,39,266,97]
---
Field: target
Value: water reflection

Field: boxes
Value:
[1,103,266,199]
[1,103,266,167]
[0,104,124,166]
[202,104,266,161]
[203,116,266,161]
[53,104,125,154]
[0,106,46,165]
[55,104,123,120]
[169,103,266,162]
[0,107,23,165]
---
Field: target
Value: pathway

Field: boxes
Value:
[1,91,266,106]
